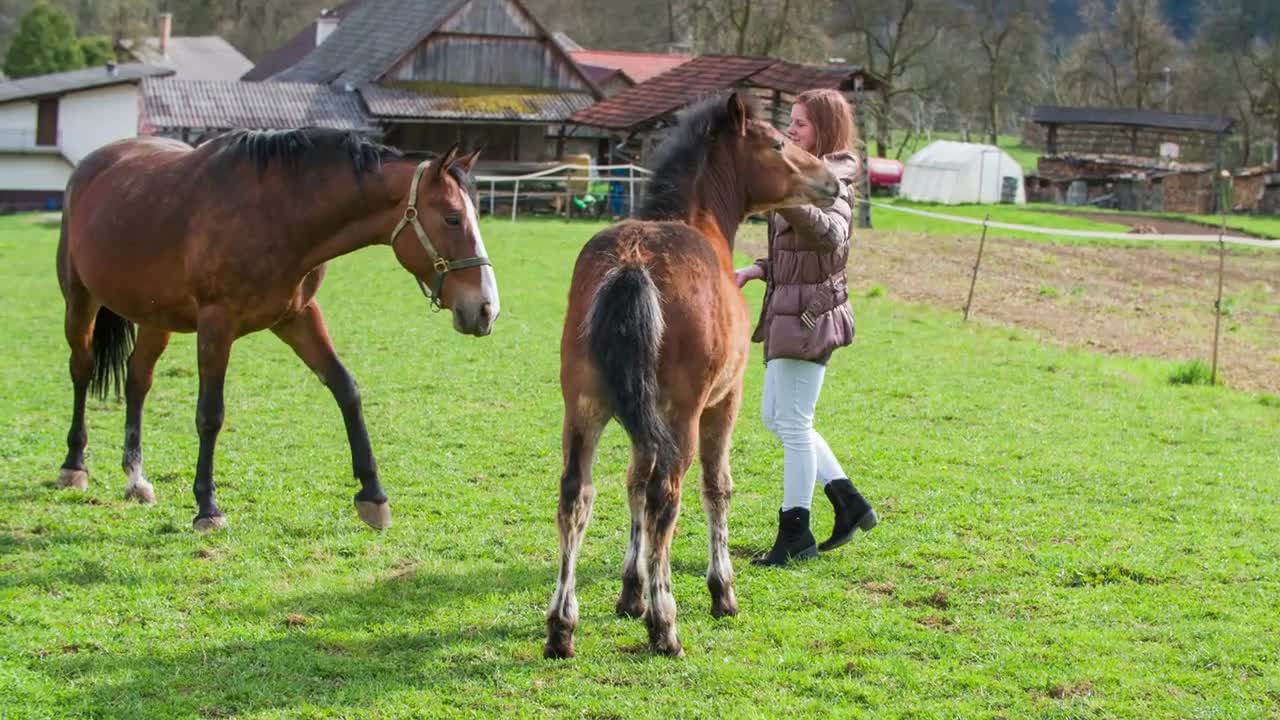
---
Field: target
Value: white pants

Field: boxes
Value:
[760,358,847,510]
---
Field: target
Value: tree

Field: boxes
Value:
[78,35,115,65]
[1199,0,1280,168]
[1060,0,1181,109]
[3,1,83,78]
[834,0,957,157]
[960,0,1046,145]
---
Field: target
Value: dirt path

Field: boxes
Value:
[740,227,1280,394]
[1041,210,1256,237]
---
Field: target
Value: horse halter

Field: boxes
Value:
[389,159,491,311]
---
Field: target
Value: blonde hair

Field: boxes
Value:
[795,89,856,157]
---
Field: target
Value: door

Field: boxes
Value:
[36,98,59,147]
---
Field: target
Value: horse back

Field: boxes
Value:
[564,220,750,409]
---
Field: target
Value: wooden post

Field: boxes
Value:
[964,214,991,322]
[511,179,519,223]
[852,86,871,229]
[1210,173,1229,385]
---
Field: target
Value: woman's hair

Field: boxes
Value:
[795,89,856,157]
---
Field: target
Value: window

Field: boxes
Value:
[36,98,59,147]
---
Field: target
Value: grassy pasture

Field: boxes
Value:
[1,215,1278,718]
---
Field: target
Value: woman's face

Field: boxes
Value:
[788,103,817,155]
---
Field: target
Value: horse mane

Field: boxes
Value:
[639,93,762,222]
[205,127,403,181]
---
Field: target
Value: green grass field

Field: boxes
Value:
[868,199,1146,246]
[2,216,1278,718]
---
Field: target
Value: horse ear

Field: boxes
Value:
[433,144,460,177]
[728,93,748,138]
[453,145,483,175]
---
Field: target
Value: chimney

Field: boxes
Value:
[316,9,339,47]
[158,12,172,57]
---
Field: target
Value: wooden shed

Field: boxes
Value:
[1025,106,1236,214]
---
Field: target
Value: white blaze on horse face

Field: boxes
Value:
[462,191,499,314]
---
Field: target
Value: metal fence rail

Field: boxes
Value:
[474,164,653,221]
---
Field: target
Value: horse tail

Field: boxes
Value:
[89,307,135,402]
[585,263,676,478]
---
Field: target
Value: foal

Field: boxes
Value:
[55,129,499,530]
[546,94,838,657]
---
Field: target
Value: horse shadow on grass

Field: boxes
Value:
[41,557,684,717]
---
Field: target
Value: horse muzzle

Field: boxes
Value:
[453,299,498,337]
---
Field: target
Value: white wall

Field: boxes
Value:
[0,101,37,132]
[0,154,73,190]
[58,84,140,165]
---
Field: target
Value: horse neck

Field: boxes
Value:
[295,166,404,271]
[686,154,745,256]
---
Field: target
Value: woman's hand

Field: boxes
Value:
[734,265,764,288]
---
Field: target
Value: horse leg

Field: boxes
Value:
[191,310,234,532]
[643,416,697,657]
[271,302,389,529]
[57,293,98,490]
[544,408,605,659]
[121,326,170,503]
[700,389,742,618]
[615,446,651,618]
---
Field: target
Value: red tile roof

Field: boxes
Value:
[569,55,774,131]
[569,55,880,131]
[569,50,692,84]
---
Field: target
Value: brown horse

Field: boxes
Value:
[545,93,839,658]
[55,128,499,531]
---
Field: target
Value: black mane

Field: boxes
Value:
[206,127,478,201]
[639,93,762,221]
[207,127,420,182]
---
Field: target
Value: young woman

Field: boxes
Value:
[735,89,877,567]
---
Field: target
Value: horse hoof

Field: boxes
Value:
[124,482,156,504]
[355,500,392,530]
[193,515,228,532]
[544,639,575,659]
[615,598,646,619]
[711,597,738,619]
[650,638,684,658]
[57,468,89,490]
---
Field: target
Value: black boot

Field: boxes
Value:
[819,478,876,552]
[752,508,818,567]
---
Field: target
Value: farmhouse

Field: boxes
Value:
[0,63,173,211]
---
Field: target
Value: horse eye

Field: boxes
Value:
[772,140,785,151]
[445,214,462,227]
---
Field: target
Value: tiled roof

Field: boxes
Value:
[569,50,692,84]
[0,63,172,104]
[749,61,852,95]
[361,85,594,122]
[578,63,624,86]
[568,56,881,130]
[1030,106,1235,134]
[242,0,367,81]
[141,78,376,131]
[569,55,774,130]
[272,0,464,85]
[121,36,253,81]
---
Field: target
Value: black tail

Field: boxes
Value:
[89,307,135,402]
[586,265,676,477]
